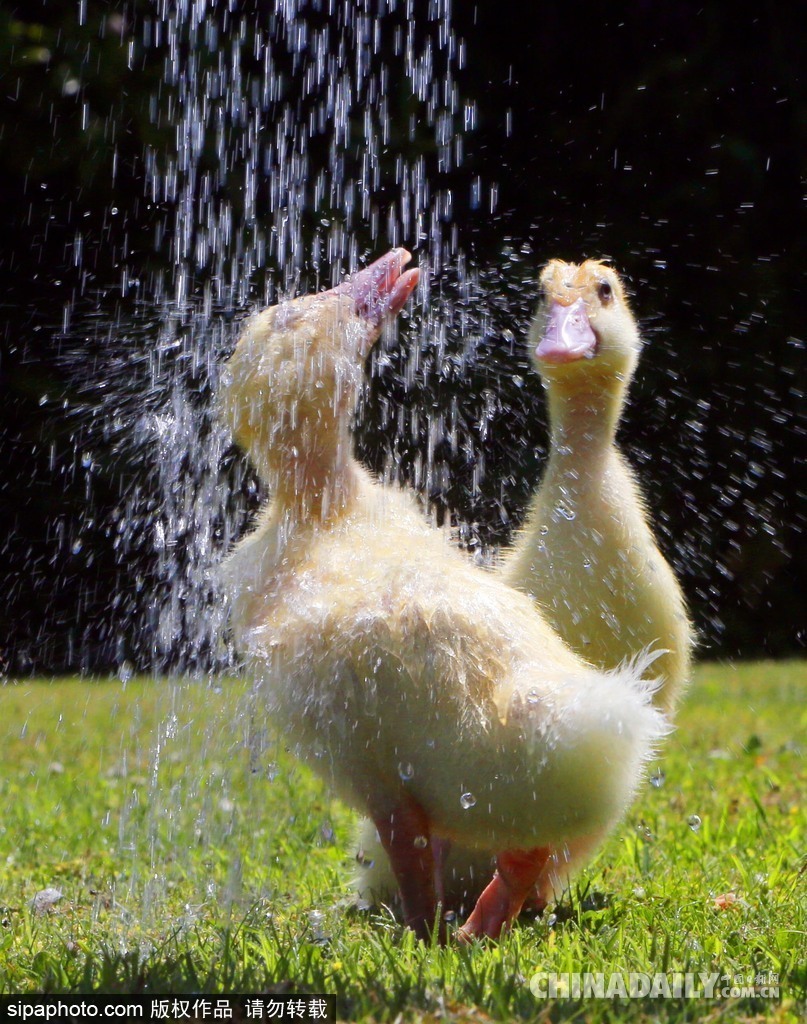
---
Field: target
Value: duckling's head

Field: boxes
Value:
[220,250,418,488]
[528,260,641,394]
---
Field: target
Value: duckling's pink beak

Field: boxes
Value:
[336,248,420,326]
[535,298,597,364]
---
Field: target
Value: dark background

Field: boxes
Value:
[1,1,805,675]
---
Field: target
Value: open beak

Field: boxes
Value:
[535,297,597,364]
[336,248,420,326]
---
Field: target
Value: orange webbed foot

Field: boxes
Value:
[457,846,551,942]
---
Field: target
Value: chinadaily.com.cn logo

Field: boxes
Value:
[529,971,780,1000]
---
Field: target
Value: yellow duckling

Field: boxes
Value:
[221,250,668,940]
[504,259,692,712]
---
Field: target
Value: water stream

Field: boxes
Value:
[121,0,487,925]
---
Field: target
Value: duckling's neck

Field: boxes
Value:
[545,380,627,469]
[267,434,362,526]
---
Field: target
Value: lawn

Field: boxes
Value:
[0,661,804,1021]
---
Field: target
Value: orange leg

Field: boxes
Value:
[457,846,551,942]
[372,796,438,940]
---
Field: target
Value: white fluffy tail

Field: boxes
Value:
[352,648,671,912]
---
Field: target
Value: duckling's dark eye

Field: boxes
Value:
[597,280,613,304]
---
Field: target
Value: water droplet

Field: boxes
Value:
[265,762,280,782]
[413,835,428,849]
[355,850,374,869]
[650,768,666,788]
[687,814,702,832]
[460,792,476,810]
[398,761,414,781]
[555,503,576,521]
[118,661,133,684]
[443,909,457,922]
[71,539,83,555]
[526,687,541,705]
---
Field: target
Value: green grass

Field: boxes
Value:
[0,662,804,1021]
